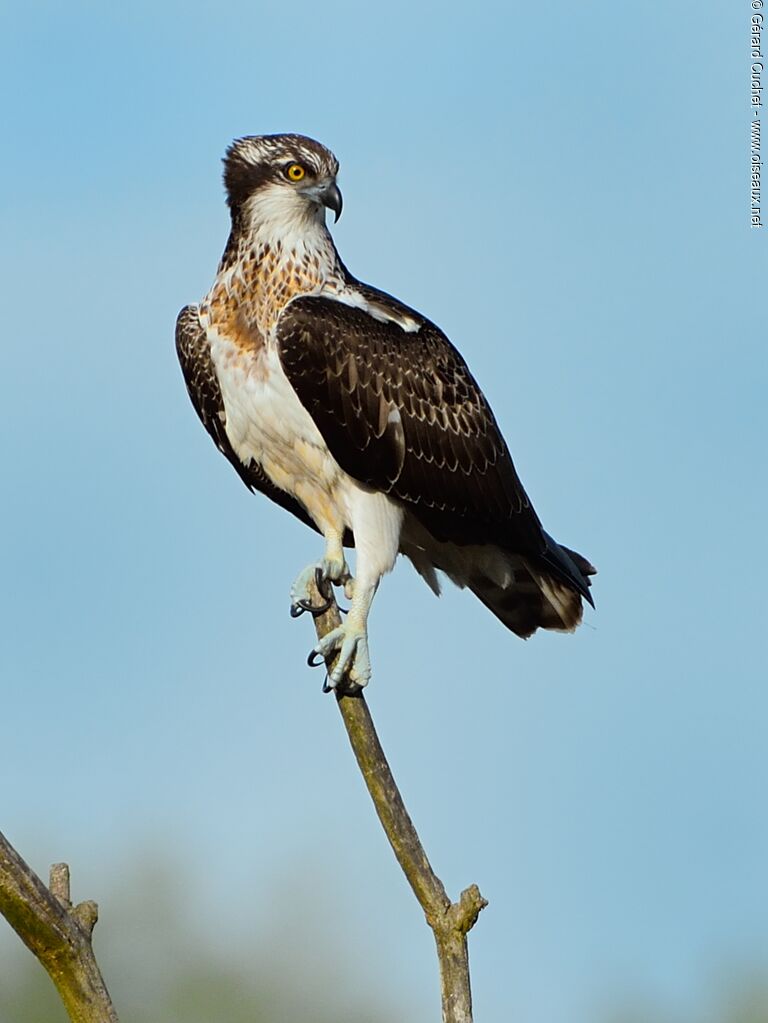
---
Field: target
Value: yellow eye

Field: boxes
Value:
[285,163,306,181]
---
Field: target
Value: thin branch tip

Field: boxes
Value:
[49,862,99,935]
[49,862,71,904]
[454,884,488,934]
[73,900,99,936]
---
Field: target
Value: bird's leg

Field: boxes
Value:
[304,491,400,687]
[290,529,351,618]
[308,574,378,689]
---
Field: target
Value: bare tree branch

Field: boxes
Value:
[0,830,119,1023]
[1,585,486,1023]
[308,581,487,1023]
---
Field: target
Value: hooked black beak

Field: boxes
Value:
[321,181,343,222]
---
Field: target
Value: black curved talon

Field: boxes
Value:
[290,568,335,617]
[314,567,332,599]
[309,594,334,615]
[322,675,333,694]
[307,649,326,668]
[293,595,333,617]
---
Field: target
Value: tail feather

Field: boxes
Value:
[539,531,596,608]
[469,555,589,638]
[402,524,596,639]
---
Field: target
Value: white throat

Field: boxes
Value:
[244,184,334,256]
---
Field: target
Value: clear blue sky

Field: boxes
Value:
[1,2,765,1021]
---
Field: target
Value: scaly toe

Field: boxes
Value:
[312,624,346,660]
[310,623,371,688]
[331,638,370,687]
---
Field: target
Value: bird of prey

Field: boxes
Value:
[176,133,595,688]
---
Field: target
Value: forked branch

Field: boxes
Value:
[309,582,487,1023]
[0,831,118,1023]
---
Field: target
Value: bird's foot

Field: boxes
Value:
[289,558,352,618]
[308,619,371,691]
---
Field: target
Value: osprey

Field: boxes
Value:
[176,133,595,688]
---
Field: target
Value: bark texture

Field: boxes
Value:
[0,832,119,1023]
[308,583,487,1023]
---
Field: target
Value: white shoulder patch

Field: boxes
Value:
[326,288,421,333]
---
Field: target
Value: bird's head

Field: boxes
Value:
[223,134,342,236]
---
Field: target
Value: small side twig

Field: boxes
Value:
[309,581,487,1023]
[0,830,118,1023]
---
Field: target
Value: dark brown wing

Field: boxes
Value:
[175,304,320,536]
[277,293,546,554]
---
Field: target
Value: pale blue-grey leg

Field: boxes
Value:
[310,577,377,688]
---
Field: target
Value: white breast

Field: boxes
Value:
[212,332,323,474]
[208,327,403,584]
[209,330,355,543]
